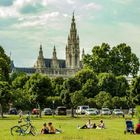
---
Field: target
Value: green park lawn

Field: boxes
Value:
[0,115,140,140]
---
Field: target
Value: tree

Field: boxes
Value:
[110,43,139,76]
[10,71,26,83]
[126,92,137,118]
[83,43,111,73]
[129,76,140,116]
[81,79,99,98]
[12,74,29,89]
[25,73,53,110]
[62,77,81,117]
[0,81,11,117]
[98,73,117,97]
[71,91,85,108]
[46,96,63,109]
[10,73,30,110]
[85,98,97,108]
[0,46,10,81]
[94,91,112,108]
[75,69,98,85]
[112,96,122,108]
[61,90,71,108]
[83,43,139,76]
[130,76,140,97]
[63,77,81,93]
[116,76,129,97]
[52,77,64,96]
[11,88,31,110]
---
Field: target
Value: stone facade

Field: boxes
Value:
[12,13,84,78]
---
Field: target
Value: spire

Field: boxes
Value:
[52,45,57,59]
[66,12,80,69]
[82,48,85,54]
[70,11,76,32]
[35,44,45,69]
[39,44,44,58]
[40,43,42,49]
[72,11,75,22]
[51,45,59,68]
[53,45,56,52]
[82,48,85,59]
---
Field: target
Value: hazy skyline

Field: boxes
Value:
[0,0,140,67]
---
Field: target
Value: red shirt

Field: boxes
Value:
[136,123,140,134]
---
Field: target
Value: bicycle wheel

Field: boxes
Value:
[30,126,38,136]
[11,126,22,136]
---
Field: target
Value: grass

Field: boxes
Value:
[0,115,140,140]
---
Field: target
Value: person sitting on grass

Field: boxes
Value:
[97,120,105,129]
[41,123,49,134]
[79,119,96,129]
[47,122,62,134]
[26,111,30,122]
[18,110,23,123]
[135,123,140,134]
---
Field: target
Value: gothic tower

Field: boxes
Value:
[51,45,59,68]
[35,44,46,69]
[66,12,80,69]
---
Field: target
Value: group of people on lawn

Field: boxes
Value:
[18,110,61,134]
[41,122,61,134]
[79,119,105,129]
[18,110,140,135]
[40,119,104,134]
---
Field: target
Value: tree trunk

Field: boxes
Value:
[0,104,3,118]
[39,109,41,118]
[132,107,134,118]
[71,107,74,117]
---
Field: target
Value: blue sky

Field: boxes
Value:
[0,0,140,67]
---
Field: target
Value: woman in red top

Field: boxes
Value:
[135,123,140,134]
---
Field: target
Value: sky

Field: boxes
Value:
[0,0,140,67]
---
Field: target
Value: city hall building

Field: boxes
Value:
[12,13,84,78]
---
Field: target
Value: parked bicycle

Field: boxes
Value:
[11,121,37,136]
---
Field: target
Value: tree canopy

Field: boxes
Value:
[83,43,139,76]
[25,73,53,108]
[0,46,10,81]
[0,81,11,117]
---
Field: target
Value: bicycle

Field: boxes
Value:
[10,121,37,136]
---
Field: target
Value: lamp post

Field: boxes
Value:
[52,100,55,117]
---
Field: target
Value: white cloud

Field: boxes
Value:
[14,12,60,28]
[83,2,102,11]
[67,0,75,4]
[42,0,48,6]
[0,0,48,18]
[0,6,20,18]
[63,13,70,18]
[13,0,48,8]
[112,0,133,5]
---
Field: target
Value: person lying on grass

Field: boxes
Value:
[79,119,97,129]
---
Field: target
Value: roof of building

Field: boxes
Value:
[13,67,36,74]
[44,58,66,68]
